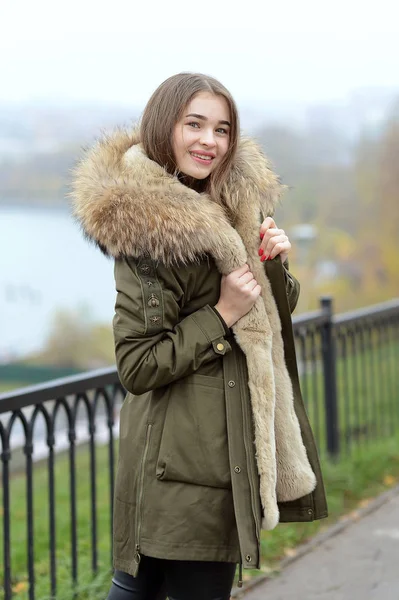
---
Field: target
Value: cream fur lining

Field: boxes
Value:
[71,129,316,530]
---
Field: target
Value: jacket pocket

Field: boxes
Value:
[156,373,231,489]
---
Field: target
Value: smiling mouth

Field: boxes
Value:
[189,152,215,164]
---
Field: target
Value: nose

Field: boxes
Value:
[200,128,216,148]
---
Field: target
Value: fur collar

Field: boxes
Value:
[71,128,283,265]
[71,128,316,531]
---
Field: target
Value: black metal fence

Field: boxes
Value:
[1,297,398,599]
[0,371,125,600]
[293,297,399,457]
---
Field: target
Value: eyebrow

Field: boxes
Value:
[185,113,231,127]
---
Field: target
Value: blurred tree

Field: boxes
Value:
[257,111,399,312]
[378,117,399,243]
[29,307,115,369]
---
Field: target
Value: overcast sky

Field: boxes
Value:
[1,0,398,110]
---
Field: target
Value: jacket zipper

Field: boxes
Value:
[237,353,260,544]
[286,271,295,287]
[133,422,153,576]
[238,560,243,588]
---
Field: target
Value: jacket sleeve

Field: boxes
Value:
[113,257,232,395]
[282,259,300,313]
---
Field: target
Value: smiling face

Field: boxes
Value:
[172,92,231,180]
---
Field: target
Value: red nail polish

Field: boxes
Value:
[260,255,267,262]
[258,248,264,256]
[260,233,264,240]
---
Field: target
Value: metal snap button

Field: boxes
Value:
[307,508,313,516]
[246,555,252,562]
[216,343,224,351]
[228,380,236,387]
[140,264,151,275]
[234,466,241,474]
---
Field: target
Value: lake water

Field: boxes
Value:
[0,206,115,360]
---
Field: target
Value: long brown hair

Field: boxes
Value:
[140,72,239,202]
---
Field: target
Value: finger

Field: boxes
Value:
[264,234,289,256]
[253,284,262,297]
[239,271,255,284]
[259,229,285,254]
[246,279,259,292]
[259,217,276,239]
[231,263,250,277]
[269,240,291,260]
[280,251,289,265]
[243,278,258,292]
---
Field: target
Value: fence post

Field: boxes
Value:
[320,296,339,458]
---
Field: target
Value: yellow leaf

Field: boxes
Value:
[348,510,360,521]
[383,475,396,486]
[12,582,28,593]
[358,498,372,509]
[284,547,297,558]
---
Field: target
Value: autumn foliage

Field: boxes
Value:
[267,108,399,313]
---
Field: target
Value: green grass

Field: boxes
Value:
[2,433,399,598]
[0,442,116,599]
[1,333,398,597]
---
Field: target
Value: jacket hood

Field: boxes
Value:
[70,128,285,265]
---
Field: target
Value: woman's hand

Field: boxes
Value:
[259,217,291,265]
[215,264,261,328]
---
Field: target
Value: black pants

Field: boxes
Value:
[106,555,236,600]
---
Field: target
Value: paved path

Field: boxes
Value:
[242,490,399,600]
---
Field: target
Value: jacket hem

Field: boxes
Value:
[279,508,328,523]
[114,539,240,574]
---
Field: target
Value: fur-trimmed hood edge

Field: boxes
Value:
[70,128,285,265]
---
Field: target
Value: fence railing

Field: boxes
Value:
[1,297,398,599]
[0,370,125,600]
[293,297,399,457]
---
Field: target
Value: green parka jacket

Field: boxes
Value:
[71,129,327,578]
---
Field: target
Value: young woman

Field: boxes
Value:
[72,73,327,600]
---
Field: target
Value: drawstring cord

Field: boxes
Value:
[237,560,243,588]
